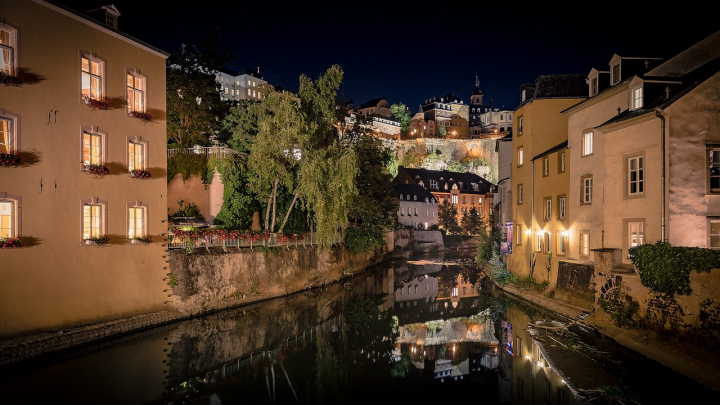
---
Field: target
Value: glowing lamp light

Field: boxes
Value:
[537,230,545,236]
[561,230,569,237]
[525,355,532,360]
[537,361,543,368]
[524,229,532,236]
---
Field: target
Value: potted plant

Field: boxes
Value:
[0,152,20,167]
[132,235,152,244]
[82,162,110,178]
[130,110,153,122]
[84,235,109,246]
[0,236,23,248]
[83,96,110,110]
[0,71,22,87]
[130,168,152,179]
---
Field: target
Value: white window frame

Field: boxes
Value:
[0,23,18,76]
[709,218,720,249]
[518,116,523,134]
[518,184,523,204]
[127,201,149,241]
[582,176,593,204]
[579,231,590,258]
[709,147,720,193]
[127,136,148,172]
[81,198,108,243]
[430,180,438,189]
[627,221,645,250]
[582,131,593,156]
[558,196,566,220]
[518,146,524,166]
[126,69,147,114]
[545,197,552,221]
[543,157,549,176]
[611,63,620,84]
[536,233,543,252]
[559,152,565,173]
[590,76,598,96]
[544,232,551,253]
[81,126,107,167]
[631,86,643,110]
[558,232,566,255]
[0,193,21,238]
[451,195,458,204]
[0,110,19,154]
[80,52,106,103]
[628,155,644,196]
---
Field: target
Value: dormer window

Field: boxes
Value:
[631,86,643,110]
[413,195,417,201]
[399,193,403,200]
[590,76,598,96]
[611,63,621,84]
[521,89,526,102]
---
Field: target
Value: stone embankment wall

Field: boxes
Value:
[393,229,444,251]
[167,244,386,316]
[555,259,595,310]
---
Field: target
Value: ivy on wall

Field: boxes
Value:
[167,153,212,184]
[628,241,720,297]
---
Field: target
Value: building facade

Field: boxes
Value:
[216,67,266,102]
[394,183,439,229]
[0,0,168,338]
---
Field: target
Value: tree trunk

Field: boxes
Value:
[265,178,278,230]
[278,191,300,235]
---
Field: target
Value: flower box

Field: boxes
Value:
[130,110,153,122]
[132,236,152,244]
[0,236,23,248]
[130,169,152,179]
[84,96,110,110]
[0,152,20,167]
[84,235,109,246]
[82,162,110,178]
[0,71,22,87]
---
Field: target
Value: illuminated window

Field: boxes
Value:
[0,24,17,76]
[128,138,148,171]
[82,198,107,241]
[0,194,21,239]
[81,54,105,102]
[628,221,644,248]
[82,131,103,166]
[631,86,643,110]
[709,219,720,249]
[581,175,593,204]
[451,195,458,204]
[582,131,593,156]
[128,202,148,240]
[126,70,146,113]
[0,112,18,154]
[708,147,720,193]
[579,231,590,258]
[518,146,524,166]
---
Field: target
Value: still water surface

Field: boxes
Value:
[1,251,719,404]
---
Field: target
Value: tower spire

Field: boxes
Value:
[475,71,479,89]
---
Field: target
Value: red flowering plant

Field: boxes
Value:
[0,152,21,167]
[0,236,23,248]
[82,162,110,178]
[132,235,152,244]
[130,169,152,179]
[130,110,153,122]
[84,235,109,246]
[0,71,22,86]
[169,228,271,245]
[83,96,110,110]
[278,233,305,244]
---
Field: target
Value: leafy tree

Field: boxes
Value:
[401,149,421,168]
[438,199,460,234]
[476,209,501,267]
[212,155,260,230]
[438,123,447,137]
[447,159,464,173]
[461,206,483,235]
[166,28,236,147]
[346,135,399,252]
[390,102,412,132]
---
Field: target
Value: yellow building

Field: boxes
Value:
[0,0,169,338]
[508,75,586,282]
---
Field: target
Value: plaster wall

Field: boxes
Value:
[0,0,168,338]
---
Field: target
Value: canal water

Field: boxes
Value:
[1,250,719,404]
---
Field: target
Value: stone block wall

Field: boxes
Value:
[555,259,595,310]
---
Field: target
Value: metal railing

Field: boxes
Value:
[167,146,246,159]
[167,231,344,251]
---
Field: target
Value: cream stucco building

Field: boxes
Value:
[0,0,169,338]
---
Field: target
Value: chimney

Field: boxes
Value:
[257,66,260,74]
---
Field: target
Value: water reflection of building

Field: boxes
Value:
[396,311,500,383]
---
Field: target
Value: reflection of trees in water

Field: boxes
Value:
[314,342,347,405]
[437,265,460,296]
[459,263,482,286]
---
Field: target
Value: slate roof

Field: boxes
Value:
[359,97,386,109]
[393,183,438,203]
[531,141,568,161]
[394,167,495,194]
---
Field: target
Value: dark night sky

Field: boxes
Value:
[55,1,720,112]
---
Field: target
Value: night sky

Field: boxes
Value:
[54,1,720,112]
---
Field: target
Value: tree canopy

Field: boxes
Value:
[166,28,236,147]
[438,199,460,234]
[390,102,412,133]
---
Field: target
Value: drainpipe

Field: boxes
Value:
[654,109,666,241]
[531,160,535,248]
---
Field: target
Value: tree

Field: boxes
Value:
[212,155,260,230]
[438,123,447,137]
[461,206,483,235]
[346,135,399,252]
[390,102,412,133]
[438,199,460,234]
[476,209,501,268]
[166,28,236,147]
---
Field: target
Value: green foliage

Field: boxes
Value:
[169,199,205,220]
[345,226,385,253]
[545,251,553,281]
[389,102,412,132]
[438,123,446,137]
[166,28,235,147]
[461,206,483,235]
[386,150,399,179]
[401,149,421,168]
[628,241,720,296]
[438,199,460,234]
[485,259,513,286]
[447,159,464,172]
[598,297,639,329]
[167,273,178,288]
[212,155,259,230]
[167,153,211,184]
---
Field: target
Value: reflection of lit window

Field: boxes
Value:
[452,287,458,297]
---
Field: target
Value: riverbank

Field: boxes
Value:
[495,281,720,395]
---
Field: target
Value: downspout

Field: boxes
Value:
[654,109,666,241]
[531,160,535,249]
